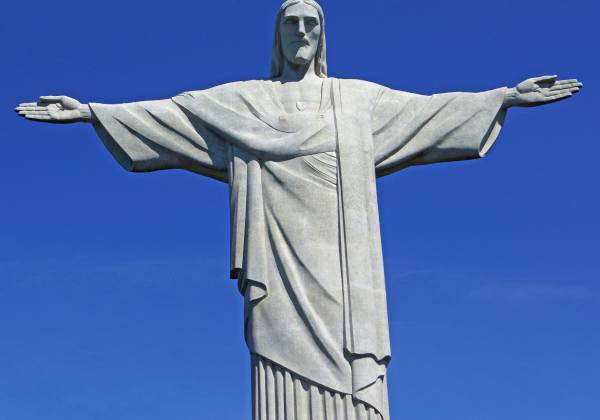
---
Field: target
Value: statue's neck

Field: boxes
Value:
[279,59,321,83]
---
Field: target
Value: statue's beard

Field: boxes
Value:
[286,46,316,66]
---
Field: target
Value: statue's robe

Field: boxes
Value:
[90,78,506,420]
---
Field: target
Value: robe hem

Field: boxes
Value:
[251,352,384,418]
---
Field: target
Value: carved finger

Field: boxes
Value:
[18,102,38,107]
[544,89,569,97]
[566,86,581,92]
[39,95,64,103]
[556,79,581,84]
[25,115,52,121]
[533,75,558,83]
[550,86,580,95]
[553,79,579,86]
[552,82,583,89]
[22,111,50,116]
[546,92,573,101]
[16,106,48,112]
[547,89,573,96]
[550,82,582,91]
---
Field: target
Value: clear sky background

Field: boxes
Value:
[1,1,598,419]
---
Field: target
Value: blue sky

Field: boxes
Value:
[1,1,598,419]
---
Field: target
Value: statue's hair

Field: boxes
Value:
[271,0,327,79]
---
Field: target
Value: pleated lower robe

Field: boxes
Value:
[253,354,383,420]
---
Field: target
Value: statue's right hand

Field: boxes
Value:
[15,95,90,124]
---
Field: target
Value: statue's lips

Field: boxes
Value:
[290,40,310,47]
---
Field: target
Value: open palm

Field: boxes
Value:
[513,75,582,107]
[15,96,85,123]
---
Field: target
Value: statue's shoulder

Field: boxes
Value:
[331,78,387,108]
[335,78,385,91]
[178,80,257,99]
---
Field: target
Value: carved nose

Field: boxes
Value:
[297,22,306,36]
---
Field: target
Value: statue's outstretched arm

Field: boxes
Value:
[502,75,582,109]
[15,96,92,124]
[373,74,582,177]
[15,94,230,180]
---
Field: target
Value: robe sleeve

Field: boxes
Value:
[372,87,507,177]
[89,96,230,182]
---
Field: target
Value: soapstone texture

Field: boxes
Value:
[14,1,582,419]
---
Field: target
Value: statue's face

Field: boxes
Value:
[279,2,321,67]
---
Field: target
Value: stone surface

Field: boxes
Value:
[14,1,582,419]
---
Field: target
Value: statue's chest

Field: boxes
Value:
[278,94,322,113]
[270,81,327,114]
[279,100,318,113]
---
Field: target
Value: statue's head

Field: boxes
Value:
[271,0,327,79]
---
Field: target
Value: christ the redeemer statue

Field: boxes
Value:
[15,1,582,419]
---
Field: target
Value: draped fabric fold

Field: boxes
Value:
[253,354,383,420]
[89,78,507,420]
[332,80,390,415]
[372,86,507,176]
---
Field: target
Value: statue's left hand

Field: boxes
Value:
[503,75,582,108]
